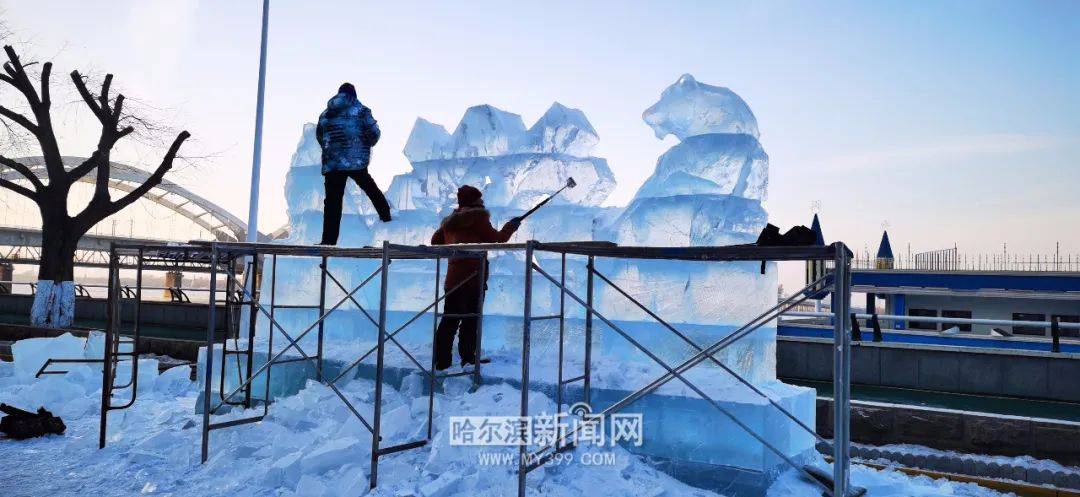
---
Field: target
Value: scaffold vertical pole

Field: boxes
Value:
[221,261,236,400]
[832,244,852,496]
[518,240,536,497]
[317,255,328,382]
[556,252,567,413]
[264,253,277,414]
[369,241,391,488]
[98,246,118,449]
[244,253,260,408]
[474,254,488,386]
[427,257,441,440]
[583,255,594,406]
[130,249,144,398]
[201,243,219,463]
[134,249,143,353]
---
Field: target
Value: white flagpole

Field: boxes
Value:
[245,0,270,243]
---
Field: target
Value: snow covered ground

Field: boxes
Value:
[0,334,1016,497]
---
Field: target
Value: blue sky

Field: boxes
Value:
[5,1,1079,268]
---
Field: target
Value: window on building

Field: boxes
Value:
[908,308,938,331]
[1053,314,1080,339]
[1013,313,1047,337]
[942,310,972,332]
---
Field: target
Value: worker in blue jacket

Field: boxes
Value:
[317,83,391,244]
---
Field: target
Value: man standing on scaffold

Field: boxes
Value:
[317,82,392,245]
[430,185,521,371]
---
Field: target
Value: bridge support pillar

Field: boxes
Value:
[0,263,11,294]
[165,271,184,300]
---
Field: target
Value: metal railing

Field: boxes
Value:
[0,280,235,303]
[852,253,1080,272]
[781,311,1080,353]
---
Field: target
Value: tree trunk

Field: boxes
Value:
[30,208,78,328]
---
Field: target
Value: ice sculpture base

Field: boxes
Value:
[200,312,816,495]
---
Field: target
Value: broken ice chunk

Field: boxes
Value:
[450,104,528,158]
[404,117,454,163]
[633,133,768,201]
[527,102,599,157]
[420,471,461,497]
[300,437,364,475]
[12,333,84,379]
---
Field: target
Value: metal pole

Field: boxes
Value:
[201,244,220,463]
[264,253,277,414]
[556,252,566,413]
[518,241,535,497]
[221,263,236,398]
[583,255,594,406]
[369,241,391,488]
[130,249,143,402]
[427,257,441,440]
[832,245,852,496]
[244,0,270,244]
[317,256,328,381]
[245,252,260,408]
[474,256,488,386]
[134,249,143,347]
[98,246,117,449]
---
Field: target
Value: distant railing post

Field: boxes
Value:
[850,313,862,342]
[870,314,883,342]
[1051,316,1061,353]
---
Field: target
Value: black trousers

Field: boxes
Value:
[321,169,391,245]
[435,280,484,368]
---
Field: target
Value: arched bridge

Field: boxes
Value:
[1,156,263,243]
[0,156,287,270]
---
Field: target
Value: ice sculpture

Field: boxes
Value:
[386,103,615,214]
[234,77,813,493]
[609,74,769,247]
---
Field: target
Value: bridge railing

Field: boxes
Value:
[779,310,1080,352]
[0,280,232,304]
[851,253,1080,272]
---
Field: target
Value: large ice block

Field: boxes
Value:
[634,133,768,201]
[527,102,600,156]
[449,104,529,158]
[606,194,767,247]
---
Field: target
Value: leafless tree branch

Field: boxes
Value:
[0,176,35,199]
[0,104,36,133]
[0,154,43,190]
[105,130,190,216]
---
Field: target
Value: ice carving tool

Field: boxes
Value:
[518,177,577,222]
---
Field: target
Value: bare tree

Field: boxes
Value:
[0,44,189,327]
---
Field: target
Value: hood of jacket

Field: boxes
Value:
[440,206,489,231]
[325,92,360,114]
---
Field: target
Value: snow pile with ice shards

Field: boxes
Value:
[1,334,1014,497]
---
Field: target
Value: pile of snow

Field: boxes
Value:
[1,334,1018,497]
[855,442,1080,488]
[1,332,189,421]
[767,461,1017,497]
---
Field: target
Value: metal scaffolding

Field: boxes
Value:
[98,239,854,496]
[515,241,852,497]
